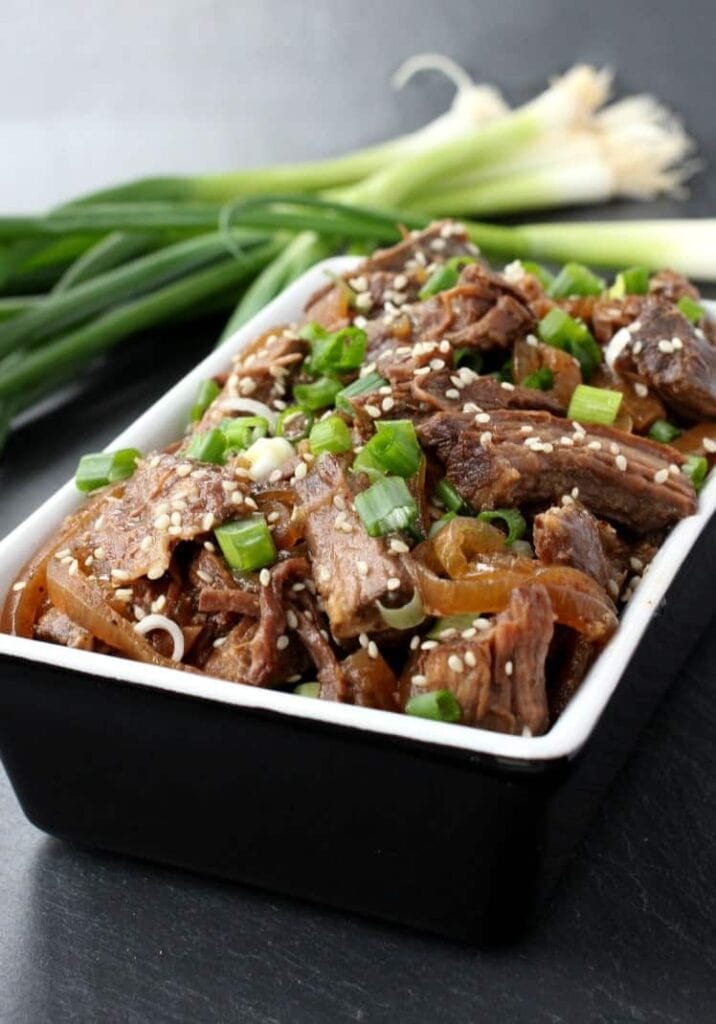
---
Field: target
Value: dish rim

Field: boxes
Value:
[0,257,714,765]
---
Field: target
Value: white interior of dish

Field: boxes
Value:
[0,258,714,764]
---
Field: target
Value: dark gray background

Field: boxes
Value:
[1,2,714,1022]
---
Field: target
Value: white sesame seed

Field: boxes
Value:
[411,674,427,687]
[607,579,620,598]
[114,588,133,602]
[386,577,401,591]
[634,383,649,398]
[367,641,379,660]
[653,468,669,484]
[354,292,373,312]
[382,396,395,412]
[461,627,477,639]
[658,339,674,354]
[703,437,716,453]
[151,595,167,613]
[318,566,331,583]
[542,443,554,454]
[671,337,684,351]
[445,389,460,400]
[110,568,131,581]
[632,340,643,355]
[286,609,298,630]
[213,636,227,648]
[439,339,451,354]
[473,617,490,631]
[571,487,579,499]
[610,442,621,455]
[464,650,477,668]
[500,381,515,392]
[421,640,438,650]
[294,461,308,480]
[55,548,72,560]
[505,660,514,677]
[462,402,480,414]
[430,359,446,371]
[479,431,493,446]
[669,463,681,476]
[276,634,290,651]
[196,570,212,584]
[259,569,271,586]
[519,425,534,435]
[230,491,244,505]
[204,541,216,553]
[389,539,409,554]
[560,436,574,447]
[170,511,182,527]
[588,441,603,451]
[154,514,170,531]
[615,455,628,471]
[356,560,369,577]
[11,581,26,592]
[447,654,464,674]
[134,605,145,620]
[168,525,182,537]
[269,469,283,483]
[475,412,491,424]
[176,463,192,478]
[365,404,382,418]
[358,632,370,649]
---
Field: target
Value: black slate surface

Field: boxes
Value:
[1,1,715,1021]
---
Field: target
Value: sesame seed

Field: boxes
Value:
[230,491,244,505]
[204,541,216,553]
[110,568,131,581]
[669,463,680,476]
[367,641,379,660]
[429,359,446,371]
[447,654,464,674]
[318,567,330,583]
[560,436,574,447]
[430,237,447,251]
[411,674,428,687]
[147,565,164,581]
[445,389,460,400]
[571,487,579,499]
[134,605,145,620]
[634,383,649,398]
[286,610,298,630]
[386,577,401,591]
[439,339,451,354]
[525,334,539,348]
[294,461,308,480]
[410,635,421,651]
[464,651,477,668]
[267,511,280,524]
[500,381,515,391]
[154,514,170,531]
[703,437,716,453]
[213,636,227,648]
[610,442,621,455]
[421,640,438,650]
[541,442,554,454]
[473,617,490,631]
[358,632,369,649]
[354,292,373,312]
[479,431,492,447]
[607,579,620,598]
[632,340,643,355]
[474,412,491,424]
[292,582,306,592]
[588,441,602,451]
[276,634,290,651]
[461,627,477,639]
[196,570,212,584]
[114,588,133,602]
[389,539,409,554]
[201,513,215,532]
[615,454,628,471]
[152,595,167,613]
[393,274,408,290]
[356,560,369,576]
[259,569,271,587]
[382,396,395,412]
[269,469,283,483]
[505,660,514,677]
[168,526,182,537]
[449,375,465,390]
[55,548,71,560]
[658,339,674,354]
[170,511,182,527]
[519,425,534,435]
[653,468,669,484]
[365,404,382,418]
[176,463,192,478]
[630,557,644,571]
[332,494,346,511]
[671,337,684,350]
[462,402,480,414]
[11,581,26,592]
[561,494,575,507]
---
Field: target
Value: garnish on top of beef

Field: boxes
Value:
[3,221,712,740]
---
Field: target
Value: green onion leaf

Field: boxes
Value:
[477,508,527,546]
[418,256,476,299]
[521,367,554,391]
[215,515,277,572]
[308,414,353,455]
[677,295,705,324]
[683,455,709,492]
[222,416,269,451]
[537,308,602,381]
[359,419,422,478]
[428,511,457,538]
[300,322,367,375]
[567,384,623,426]
[184,427,227,464]
[352,445,387,483]
[405,689,462,723]
[75,447,142,492]
[276,405,313,442]
[427,614,481,639]
[354,476,418,537]
[609,266,649,297]
[294,376,342,412]
[548,262,605,298]
[434,478,468,513]
[294,681,320,697]
[521,261,554,289]
[648,419,682,444]
[335,371,387,414]
[190,378,221,423]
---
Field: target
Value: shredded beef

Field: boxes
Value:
[34,607,94,650]
[613,302,716,420]
[418,409,697,532]
[401,585,554,735]
[533,505,612,589]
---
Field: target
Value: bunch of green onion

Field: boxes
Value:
[1,55,713,454]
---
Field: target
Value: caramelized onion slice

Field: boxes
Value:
[431,517,507,577]
[46,559,186,669]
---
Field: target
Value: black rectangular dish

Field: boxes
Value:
[0,261,714,942]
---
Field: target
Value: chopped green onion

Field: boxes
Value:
[477,508,527,546]
[434,478,468,513]
[294,376,342,411]
[648,419,682,444]
[190,378,221,423]
[276,405,313,442]
[567,384,623,426]
[418,256,476,299]
[215,515,277,572]
[453,347,483,373]
[184,427,226,464]
[222,416,269,450]
[548,261,605,298]
[294,681,320,697]
[537,308,602,380]
[609,266,649,297]
[300,322,367,375]
[428,511,457,538]
[405,689,462,723]
[308,414,353,455]
[427,614,479,639]
[360,419,422,478]
[75,447,142,492]
[352,444,387,483]
[335,371,387,414]
[683,455,709,492]
[676,295,705,324]
[354,476,418,537]
[521,261,554,289]
[377,590,426,630]
[522,367,554,390]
